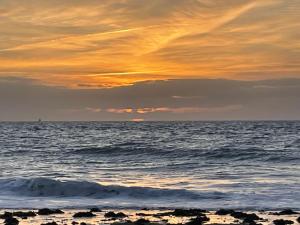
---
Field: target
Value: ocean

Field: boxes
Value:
[0,121,299,210]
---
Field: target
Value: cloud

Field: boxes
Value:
[0,78,300,121]
[135,105,242,114]
[107,108,133,114]
[0,0,299,87]
[85,107,102,113]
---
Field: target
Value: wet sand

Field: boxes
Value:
[0,208,299,225]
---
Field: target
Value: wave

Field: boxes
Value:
[203,147,269,160]
[0,177,225,200]
[0,178,299,210]
[72,145,175,157]
[72,145,298,162]
[73,146,144,155]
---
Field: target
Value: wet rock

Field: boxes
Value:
[4,217,19,225]
[72,222,79,225]
[73,212,96,218]
[105,211,127,218]
[90,207,102,212]
[173,209,207,217]
[112,221,160,225]
[185,215,210,225]
[273,209,298,215]
[215,209,235,215]
[110,222,130,225]
[41,222,58,225]
[244,221,262,225]
[134,218,151,225]
[297,217,300,223]
[37,208,64,215]
[243,217,262,225]
[80,223,87,225]
[273,219,294,225]
[13,211,36,219]
[0,212,13,219]
[230,211,247,219]
[230,212,260,221]
[229,211,262,225]
[156,209,207,217]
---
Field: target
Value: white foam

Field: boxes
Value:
[0,177,203,199]
[0,177,299,210]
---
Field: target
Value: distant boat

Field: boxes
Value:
[38,118,42,123]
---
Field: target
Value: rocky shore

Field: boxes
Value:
[0,208,299,225]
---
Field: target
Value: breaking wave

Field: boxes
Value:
[0,177,225,200]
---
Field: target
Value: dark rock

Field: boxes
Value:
[185,216,210,225]
[230,211,260,221]
[173,209,207,217]
[105,211,127,218]
[245,213,260,221]
[4,217,19,225]
[297,217,300,223]
[13,211,36,219]
[273,219,294,225]
[134,218,151,225]
[80,223,87,225]
[0,212,13,219]
[243,217,262,225]
[37,208,64,215]
[230,211,247,219]
[245,221,262,225]
[111,222,133,225]
[73,211,96,218]
[90,207,102,212]
[274,209,298,215]
[156,209,207,217]
[215,209,235,215]
[41,222,58,225]
[72,222,79,225]
[111,221,161,225]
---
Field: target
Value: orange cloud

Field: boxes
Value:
[105,105,242,114]
[0,0,299,87]
[136,107,169,114]
[85,107,102,113]
[107,108,133,113]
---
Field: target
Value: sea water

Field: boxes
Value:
[0,121,299,209]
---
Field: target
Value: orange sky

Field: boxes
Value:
[0,0,299,88]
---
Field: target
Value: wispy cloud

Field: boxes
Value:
[107,108,134,114]
[0,0,299,87]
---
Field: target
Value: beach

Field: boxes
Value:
[1,208,299,225]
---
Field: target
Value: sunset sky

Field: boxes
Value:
[0,0,299,121]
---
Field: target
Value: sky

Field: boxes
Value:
[0,0,299,121]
